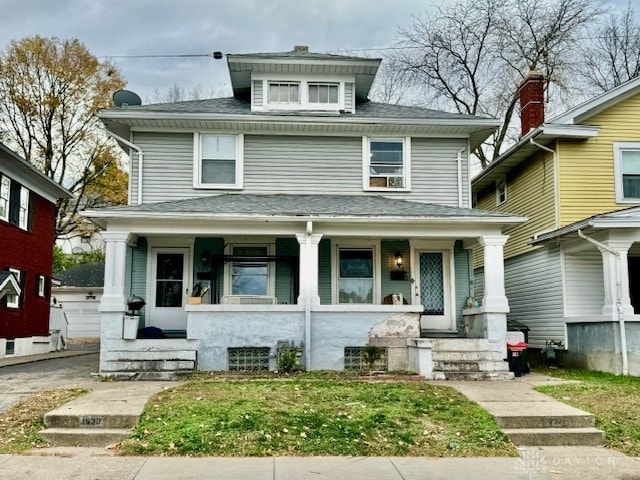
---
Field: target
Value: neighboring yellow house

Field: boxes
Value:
[472,74,640,376]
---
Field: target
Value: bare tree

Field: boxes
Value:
[395,0,604,168]
[582,3,640,92]
[0,36,127,238]
[369,58,414,104]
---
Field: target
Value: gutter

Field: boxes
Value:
[577,229,629,376]
[104,131,145,205]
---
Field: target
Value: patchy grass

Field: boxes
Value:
[0,388,87,454]
[120,379,516,457]
[535,368,640,456]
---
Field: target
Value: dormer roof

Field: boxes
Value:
[227,46,381,101]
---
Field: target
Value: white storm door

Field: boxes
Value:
[148,248,189,330]
[415,250,455,330]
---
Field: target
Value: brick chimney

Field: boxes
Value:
[519,70,545,136]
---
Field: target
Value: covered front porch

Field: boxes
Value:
[89,194,522,377]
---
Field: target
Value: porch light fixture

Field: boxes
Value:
[395,252,403,269]
[201,250,210,265]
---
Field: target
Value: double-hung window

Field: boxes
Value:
[0,176,9,222]
[194,133,243,189]
[614,142,640,202]
[18,187,29,230]
[337,248,374,304]
[230,246,270,296]
[363,137,410,191]
[37,275,46,297]
[308,83,339,104]
[6,268,21,308]
[268,82,300,104]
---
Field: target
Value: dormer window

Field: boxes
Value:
[268,82,300,104]
[308,83,339,104]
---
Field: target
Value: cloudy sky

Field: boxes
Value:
[0,0,438,102]
[0,0,634,103]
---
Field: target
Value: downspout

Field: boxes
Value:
[529,138,559,228]
[105,131,145,205]
[577,229,629,375]
[456,148,465,207]
[304,220,313,370]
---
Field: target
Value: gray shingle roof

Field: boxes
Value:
[228,50,375,62]
[55,262,105,288]
[92,194,515,219]
[109,97,487,121]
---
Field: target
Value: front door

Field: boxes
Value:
[148,248,189,331]
[416,251,454,330]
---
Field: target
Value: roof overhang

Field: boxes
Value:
[226,55,382,102]
[0,272,21,300]
[99,111,500,152]
[532,206,640,245]
[0,143,72,202]
[472,123,600,193]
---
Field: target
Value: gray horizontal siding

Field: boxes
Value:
[132,132,194,203]
[345,83,354,111]
[253,80,263,107]
[564,248,603,316]
[132,132,469,206]
[504,247,565,348]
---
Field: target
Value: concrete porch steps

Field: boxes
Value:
[427,338,512,381]
[39,428,132,448]
[101,349,197,380]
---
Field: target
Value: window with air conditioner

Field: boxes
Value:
[363,137,411,191]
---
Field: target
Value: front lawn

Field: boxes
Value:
[0,388,87,454]
[535,369,640,456]
[120,377,516,457]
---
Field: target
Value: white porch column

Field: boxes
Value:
[99,232,134,313]
[599,241,634,318]
[479,234,510,313]
[295,233,323,306]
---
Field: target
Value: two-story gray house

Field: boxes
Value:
[87,46,524,379]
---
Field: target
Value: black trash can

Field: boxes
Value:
[507,341,528,377]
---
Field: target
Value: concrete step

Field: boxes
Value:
[488,402,596,429]
[432,371,514,381]
[431,350,505,362]
[103,349,197,362]
[502,427,605,446]
[101,359,195,372]
[44,412,140,429]
[103,371,193,381]
[429,338,501,352]
[433,360,510,373]
[39,428,131,447]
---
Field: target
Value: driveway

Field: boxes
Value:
[0,352,100,414]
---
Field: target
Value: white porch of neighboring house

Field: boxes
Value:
[533,207,640,376]
[88,195,523,379]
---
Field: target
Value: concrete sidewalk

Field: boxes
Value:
[1,447,638,479]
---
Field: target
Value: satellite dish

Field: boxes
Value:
[113,90,142,107]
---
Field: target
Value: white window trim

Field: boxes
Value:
[37,275,46,297]
[18,186,29,230]
[253,73,350,112]
[331,241,381,305]
[613,141,640,203]
[193,132,244,190]
[223,243,276,298]
[362,136,411,192]
[267,81,301,105]
[6,268,20,308]
[0,176,9,222]
[495,177,507,205]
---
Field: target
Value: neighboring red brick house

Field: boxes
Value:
[0,142,70,357]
